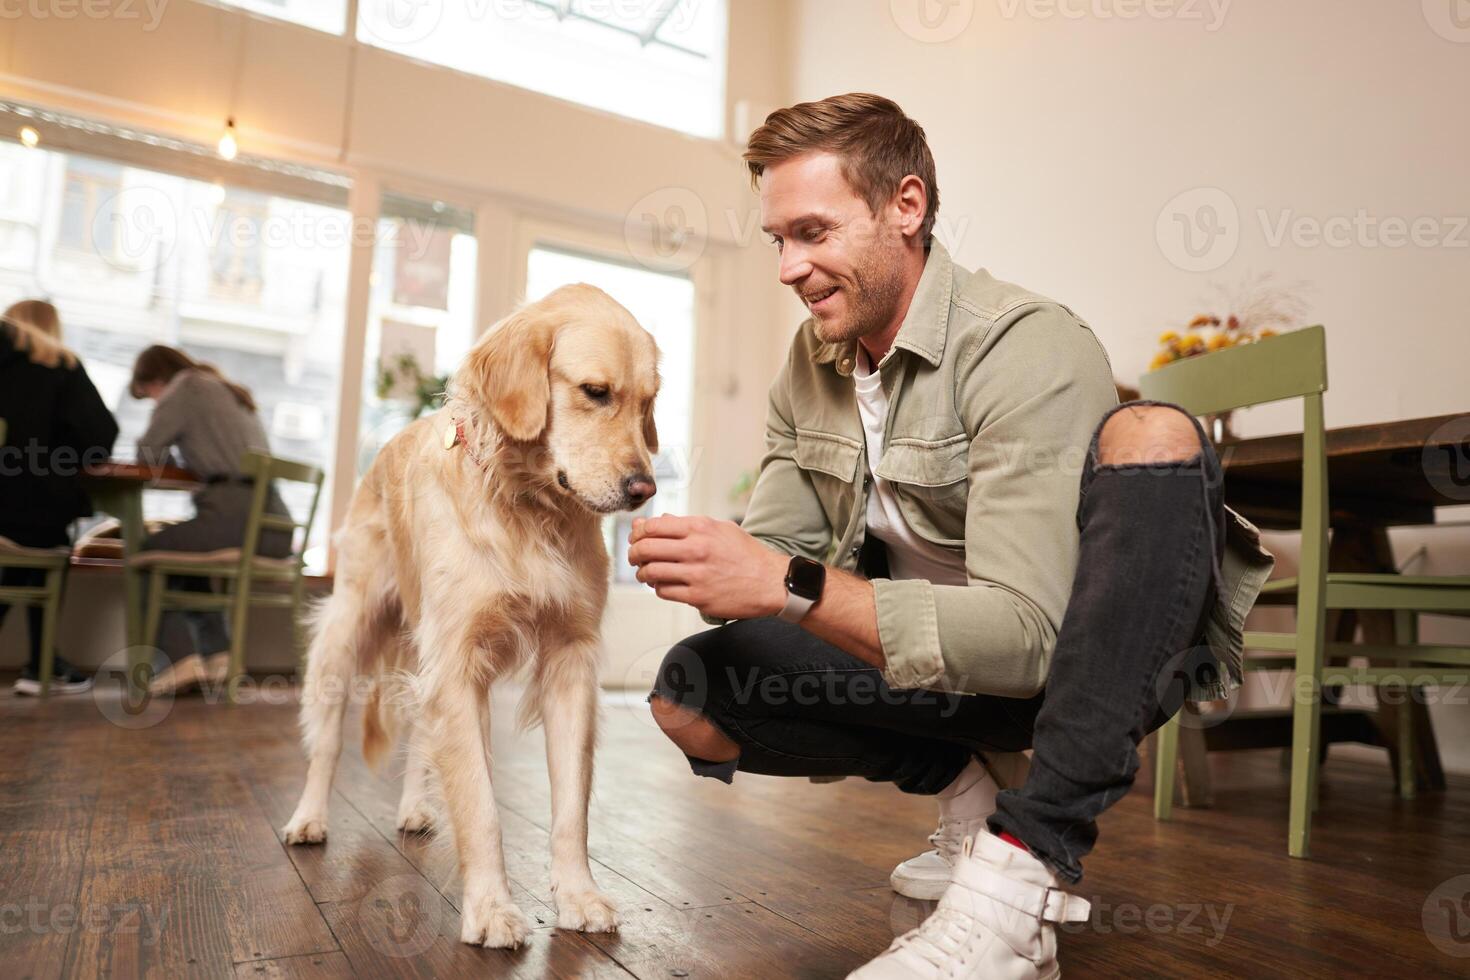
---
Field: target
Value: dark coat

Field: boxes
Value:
[0,331,119,542]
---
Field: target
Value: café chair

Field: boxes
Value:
[1142,325,1470,858]
[0,418,72,697]
[128,450,325,703]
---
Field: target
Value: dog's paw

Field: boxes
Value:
[460,897,530,948]
[395,802,435,835]
[282,814,328,845]
[555,890,620,933]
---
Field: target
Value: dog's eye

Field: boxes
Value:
[581,384,610,403]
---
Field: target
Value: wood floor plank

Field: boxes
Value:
[582,900,867,979]
[63,864,234,979]
[234,951,355,979]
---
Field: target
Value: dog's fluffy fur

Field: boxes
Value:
[283,284,660,948]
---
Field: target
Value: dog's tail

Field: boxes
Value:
[361,673,393,771]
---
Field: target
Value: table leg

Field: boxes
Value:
[91,485,148,695]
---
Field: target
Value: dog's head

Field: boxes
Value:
[456,283,660,513]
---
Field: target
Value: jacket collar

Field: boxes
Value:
[810,239,954,377]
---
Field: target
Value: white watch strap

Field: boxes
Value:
[777,589,817,624]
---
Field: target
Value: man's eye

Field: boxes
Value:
[768,235,784,252]
[800,227,825,243]
[581,384,610,403]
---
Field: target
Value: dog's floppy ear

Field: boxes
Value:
[642,404,659,455]
[460,304,556,441]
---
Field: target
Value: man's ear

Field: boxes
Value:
[459,304,556,442]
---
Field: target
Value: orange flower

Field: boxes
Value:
[1149,351,1174,371]
[1158,330,1181,345]
[1187,314,1212,329]
[1226,314,1241,331]
[1207,332,1232,351]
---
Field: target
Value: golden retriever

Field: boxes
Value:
[282,284,660,948]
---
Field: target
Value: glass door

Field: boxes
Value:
[358,192,479,472]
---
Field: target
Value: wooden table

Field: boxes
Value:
[1218,411,1469,530]
[81,461,201,682]
[1203,412,1468,795]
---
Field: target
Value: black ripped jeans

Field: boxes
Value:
[650,401,1226,884]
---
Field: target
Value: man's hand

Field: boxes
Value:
[627,515,789,621]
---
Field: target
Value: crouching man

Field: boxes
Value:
[628,93,1272,979]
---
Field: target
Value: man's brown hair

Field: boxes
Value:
[744,93,940,243]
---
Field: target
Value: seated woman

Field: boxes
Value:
[129,345,292,695]
[0,299,119,694]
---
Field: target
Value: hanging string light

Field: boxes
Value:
[218,117,238,161]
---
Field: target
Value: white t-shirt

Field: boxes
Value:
[851,348,969,586]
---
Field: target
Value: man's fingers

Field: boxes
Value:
[635,562,692,586]
[653,585,695,605]
[629,514,693,544]
[627,536,698,566]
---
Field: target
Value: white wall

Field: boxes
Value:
[0,0,795,682]
[786,0,1470,772]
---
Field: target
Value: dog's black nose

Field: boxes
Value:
[623,473,656,507]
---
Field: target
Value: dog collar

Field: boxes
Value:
[444,418,489,470]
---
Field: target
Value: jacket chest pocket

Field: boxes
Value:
[874,434,969,548]
[794,429,862,534]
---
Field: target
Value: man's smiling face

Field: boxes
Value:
[759,151,909,347]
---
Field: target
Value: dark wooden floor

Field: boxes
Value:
[3,677,1467,979]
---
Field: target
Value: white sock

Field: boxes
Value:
[937,756,996,822]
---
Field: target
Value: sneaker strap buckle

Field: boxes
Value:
[963,868,1092,924]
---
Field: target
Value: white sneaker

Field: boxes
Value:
[852,833,1090,980]
[890,815,990,901]
[890,753,1027,901]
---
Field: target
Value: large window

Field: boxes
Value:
[525,244,695,583]
[358,0,726,138]
[0,142,350,569]
[359,193,479,471]
[215,0,349,33]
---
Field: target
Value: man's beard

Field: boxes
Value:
[808,246,907,346]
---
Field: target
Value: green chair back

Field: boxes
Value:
[228,450,326,695]
[1137,324,1327,416]
[235,450,325,624]
[237,450,327,574]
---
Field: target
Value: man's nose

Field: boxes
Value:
[623,473,657,507]
[779,245,811,286]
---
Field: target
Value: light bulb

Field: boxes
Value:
[19,126,39,148]
[218,118,238,161]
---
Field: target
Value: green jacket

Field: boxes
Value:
[741,241,1273,700]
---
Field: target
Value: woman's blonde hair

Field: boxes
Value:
[129,344,257,412]
[2,299,77,369]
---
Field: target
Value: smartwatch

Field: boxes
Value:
[778,556,826,624]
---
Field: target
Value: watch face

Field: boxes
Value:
[785,557,826,600]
